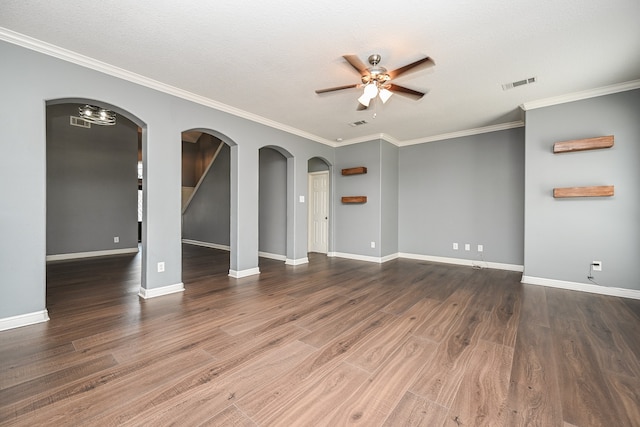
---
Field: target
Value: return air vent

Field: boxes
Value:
[70,116,91,128]
[349,120,368,127]
[502,77,537,91]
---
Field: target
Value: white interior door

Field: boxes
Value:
[308,171,329,253]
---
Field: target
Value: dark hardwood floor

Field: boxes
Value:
[1,244,639,426]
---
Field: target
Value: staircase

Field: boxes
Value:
[181,131,224,213]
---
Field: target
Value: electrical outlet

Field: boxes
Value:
[113,236,119,243]
[370,241,376,249]
[477,244,483,252]
[453,242,458,250]
[464,243,470,251]
[592,261,602,272]
[157,262,165,273]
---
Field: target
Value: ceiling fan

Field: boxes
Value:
[315,54,435,110]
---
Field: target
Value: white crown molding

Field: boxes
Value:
[6,27,637,150]
[398,121,525,147]
[336,133,387,147]
[138,283,185,299]
[229,267,260,278]
[46,247,139,261]
[0,310,49,331]
[521,275,640,300]
[336,122,525,147]
[520,79,640,111]
[0,27,335,147]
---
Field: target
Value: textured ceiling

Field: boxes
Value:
[1,0,639,144]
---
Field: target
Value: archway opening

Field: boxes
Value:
[45,99,145,316]
[307,157,331,256]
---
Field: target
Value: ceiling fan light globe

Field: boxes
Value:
[358,93,371,107]
[379,88,393,104]
[363,83,378,98]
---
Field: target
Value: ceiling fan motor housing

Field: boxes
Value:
[361,54,390,85]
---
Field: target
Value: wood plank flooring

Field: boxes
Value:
[1,244,639,426]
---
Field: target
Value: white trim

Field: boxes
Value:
[327,251,337,258]
[521,276,640,300]
[7,28,636,151]
[0,310,50,331]
[398,253,524,272]
[331,252,397,264]
[46,247,139,261]
[0,27,334,147]
[399,121,525,146]
[521,79,640,111]
[182,239,230,251]
[228,267,260,278]
[337,133,396,147]
[381,253,400,263]
[138,283,184,299]
[285,257,309,266]
[259,251,287,262]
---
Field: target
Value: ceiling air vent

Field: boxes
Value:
[70,116,91,128]
[502,77,537,91]
[349,120,368,127]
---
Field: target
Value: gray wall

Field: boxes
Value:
[524,89,640,290]
[399,128,525,265]
[380,140,399,257]
[259,147,287,256]
[308,157,330,172]
[0,39,334,321]
[334,140,382,257]
[182,143,231,246]
[46,103,139,255]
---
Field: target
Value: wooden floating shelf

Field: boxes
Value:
[553,185,614,198]
[341,196,367,204]
[342,167,367,176]
[553,135,614,153]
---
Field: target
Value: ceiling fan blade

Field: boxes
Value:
[343,55,369,76]
[387,57,435,80]
[387,84,426,100]
[315,83,359,94]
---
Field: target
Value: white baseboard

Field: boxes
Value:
[381,253,400,263]
[399,253,524,272]
[47,247,139,261]
[229,267,260,278]
[138,283,185,299]
[182,239,230,251]
[330,251,523,271]
[0,310,49,331]
[259,251,287,261]
[331,252,398,264]
[521,275,640,300]
[285,257,309,266]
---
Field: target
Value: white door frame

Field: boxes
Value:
[307,171,329,254]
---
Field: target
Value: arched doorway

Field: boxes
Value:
[258,146,288,263]
[180,130,232,278]
[308,157,331,255]
[45,99,146,315]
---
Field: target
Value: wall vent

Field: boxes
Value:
[502,77,537,91]
[70,116,91,128]
[349,120,368,127]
